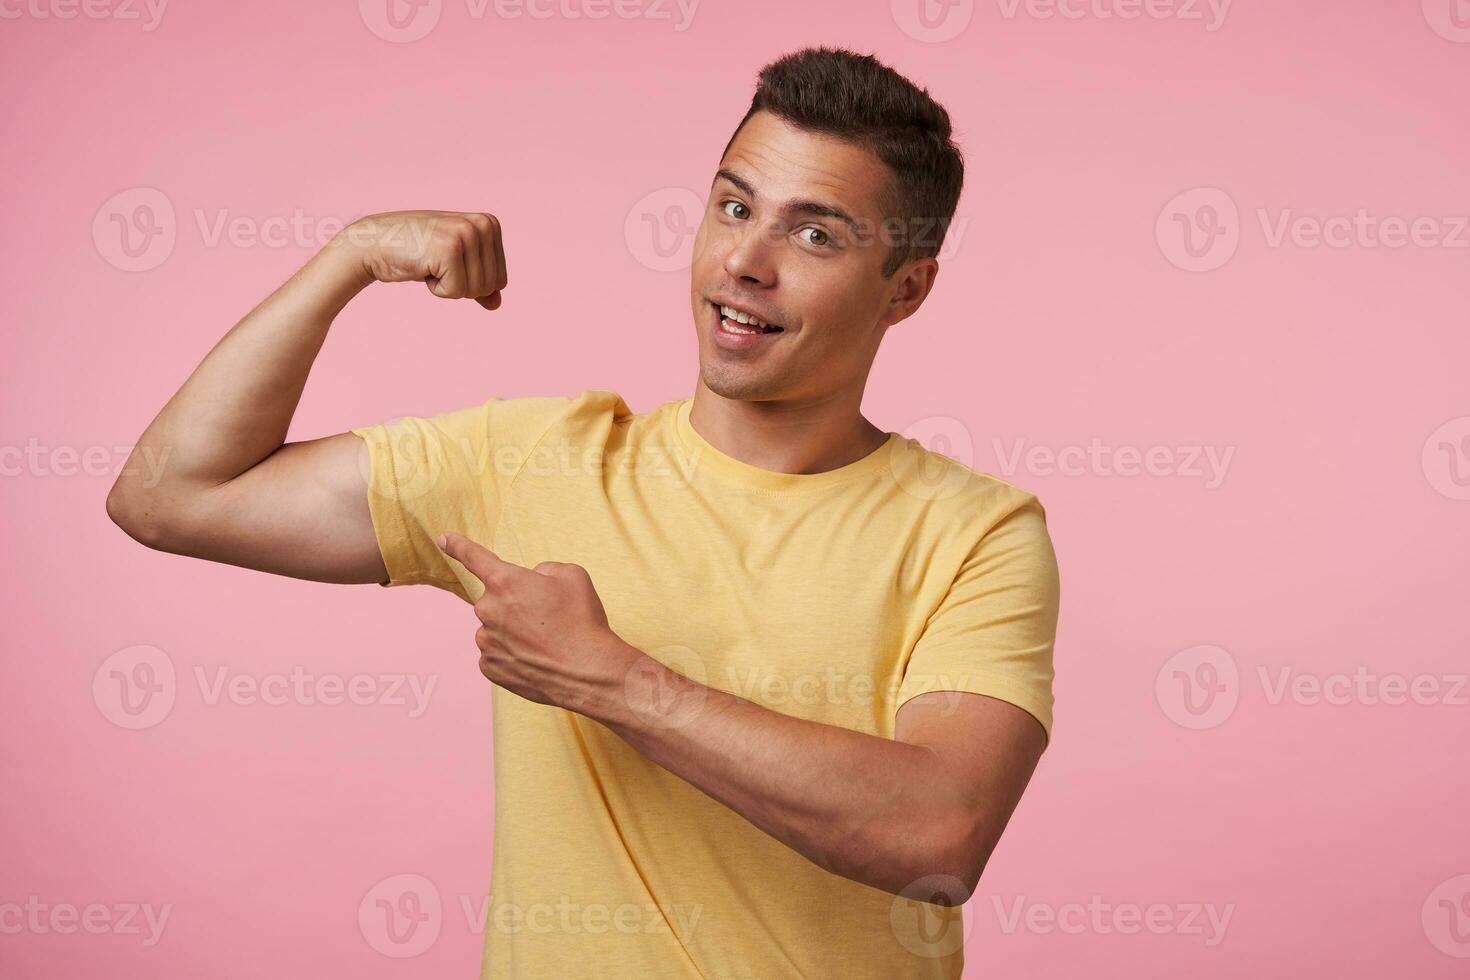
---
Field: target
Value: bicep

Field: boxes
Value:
[168,431,388,585]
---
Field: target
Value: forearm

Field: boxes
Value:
[114,241,370,500]
[590,641,982,898]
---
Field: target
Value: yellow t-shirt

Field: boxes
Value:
[351,390,1059,979]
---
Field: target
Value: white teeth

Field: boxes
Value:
[720,304,766,328]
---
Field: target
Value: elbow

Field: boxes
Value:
[923,844,986,907]
[829,811,990,906]
[893,833,987,907]
[106,479,181,552]
[105,479,154,546]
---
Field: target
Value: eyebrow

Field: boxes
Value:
[714,169,860,230]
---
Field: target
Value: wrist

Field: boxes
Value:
[589,641,713,740]
[575,633,645,726]
[318,220,380,291]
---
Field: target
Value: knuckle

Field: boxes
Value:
[433,227,465,256]
[475,212,500,237]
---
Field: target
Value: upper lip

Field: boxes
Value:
[710,295,782,328]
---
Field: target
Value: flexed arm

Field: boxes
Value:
[106,211,509,583]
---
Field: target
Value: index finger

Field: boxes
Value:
[437,531,512,585]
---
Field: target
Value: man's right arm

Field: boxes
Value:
[105,210,509,584]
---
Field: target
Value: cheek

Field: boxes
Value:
[788,281,851,336]
[803,293,878,357]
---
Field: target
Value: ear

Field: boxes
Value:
[880,257,940,330]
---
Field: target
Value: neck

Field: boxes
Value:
[687,380,889,475]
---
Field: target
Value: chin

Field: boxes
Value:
[699,365,787,402]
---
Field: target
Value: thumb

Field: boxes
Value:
[475,290,502,311]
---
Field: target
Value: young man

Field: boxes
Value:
[109,47,1059,979]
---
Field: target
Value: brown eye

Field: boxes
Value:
[801,227,830,247]
[722,201,749,219]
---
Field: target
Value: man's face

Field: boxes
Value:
[689,110,933,403]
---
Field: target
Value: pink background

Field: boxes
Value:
[3,0,1468,976]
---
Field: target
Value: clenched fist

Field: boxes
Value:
[338,210,508,309]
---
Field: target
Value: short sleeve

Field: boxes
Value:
[349,395,572,598]
[896,497,1060,744]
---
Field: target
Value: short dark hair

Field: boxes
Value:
[721,46,964,277]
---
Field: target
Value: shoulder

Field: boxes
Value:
[887,435,1058,592]
[889,434,1050,538]
[480,389,694,466]
[458,389,636,442]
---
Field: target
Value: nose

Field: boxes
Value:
[723,219,779,287]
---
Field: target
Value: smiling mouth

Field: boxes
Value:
[711,301,784,335]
